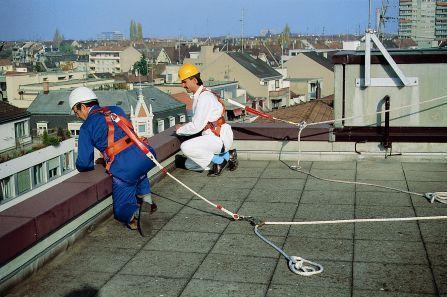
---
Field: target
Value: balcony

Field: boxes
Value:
[1,125,447,296]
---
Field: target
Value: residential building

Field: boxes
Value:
[5,71,118,108]
[0,59,13,74]
[0,138,75,205]
[0,101,31,154]
[89,45,141,74]
[27,86,187,138]
[283,52,334,102]
[200,52,289,111]
[11,42,45,66]
[332,49,447,128]
[97,31,125,41]
[398,0,447,47]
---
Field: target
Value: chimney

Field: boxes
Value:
[43,81,49,94]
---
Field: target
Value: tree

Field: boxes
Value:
[130,20,135,40]
[53,29,64,46]
[137,22,143,40]
[133,54,148,76]
[280,24,291,50]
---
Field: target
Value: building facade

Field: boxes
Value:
[399,0,447,47]
[89,45,141,74]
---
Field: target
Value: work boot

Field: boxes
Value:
[175,155,187,169]
[127,216,138,230]
[228,149,238,171]
[138,202,153,237]
[207,159,228,177]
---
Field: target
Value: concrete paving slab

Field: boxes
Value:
[246,188,301,203]
[120,250,206,278]
[266,284,351,297]
[354,222,422,242]
[288,223,354,240]
[310,169,356,181]
[407,181,447,194]
[353,288,437,297]
[45,243,139,274]
[300,190,355,205]
[357,161,403,171]
[224,218,290,237]
[239,160,270,168]
[402,162,447,172]
[219,166,266,178]
[4,270,111,297]
[143,230,220,254]
[271,259,352,289]
[356,192,411,207]
[255,178,306,191]
[210,233,284,258]
[425,242,447,266]
[178,199,243,217]
[202,177,259,189]
[162,213,231,234]
[238,201,298,220]
[193,253,277,284]
[284,236,353,262]
[180,279,268,297]
[410,194,447,208]
[355,180,409,192]
[312,161,356,170]
[261,168,308,179]
[354,240,428,265]
[419,221,447,243]
[433,265,447,295]
[267,160,312,170]
[353,262,436,294]
[151,194,191,214]
[355,205,416,218]
[152,182,200,200]
[98,274,189,297]
[404,170,447,182]
[295,204,354,221]
[304,179,356,191]
[192,187,252,203]
[356,169,406,181]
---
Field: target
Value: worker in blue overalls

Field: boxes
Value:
[69,87,157,237]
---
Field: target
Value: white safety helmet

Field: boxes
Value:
[68,87,97,109]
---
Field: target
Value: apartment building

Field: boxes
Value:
[89,45,141,74]
[399,0,447,47]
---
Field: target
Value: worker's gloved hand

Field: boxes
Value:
[95,157,106,166]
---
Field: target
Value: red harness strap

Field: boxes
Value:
[202,88,226,137]
[92,107,143,173]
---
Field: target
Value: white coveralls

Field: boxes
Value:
[176,85,233,171]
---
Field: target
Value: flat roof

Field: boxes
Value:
[6,158,447,296]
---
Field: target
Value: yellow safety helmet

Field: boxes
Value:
[178,64,199,81]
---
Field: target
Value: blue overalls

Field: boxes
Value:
[76,105,156,225]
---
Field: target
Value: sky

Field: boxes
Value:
[0,0,398,41]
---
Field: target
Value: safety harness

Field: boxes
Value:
[92,107,147,173]
[201,88,226,137]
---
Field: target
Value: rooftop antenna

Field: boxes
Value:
[240,8,244,53]
[358,0,417,88]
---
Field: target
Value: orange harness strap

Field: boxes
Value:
[202,88,226,137]
[93,107,138,173]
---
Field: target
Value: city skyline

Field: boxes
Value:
[1,0,398,41]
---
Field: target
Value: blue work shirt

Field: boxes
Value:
[76,105,156,183]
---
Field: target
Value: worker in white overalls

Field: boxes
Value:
[175,64,238,176]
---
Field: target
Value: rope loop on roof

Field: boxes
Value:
[425,192,447,204]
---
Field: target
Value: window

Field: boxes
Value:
[15,120,27,138]
[157,119,165,133]
[169,116,175,127]
[275,80,279,89]
[33,163,45,186]
[0,175,14,202]
[138,124,146,133]
[167,74,172,82]
[17,169,31,194]
[37,122,48,136]
[61,152,73,173]
[48,157,60,180]
[179,114,186,123]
